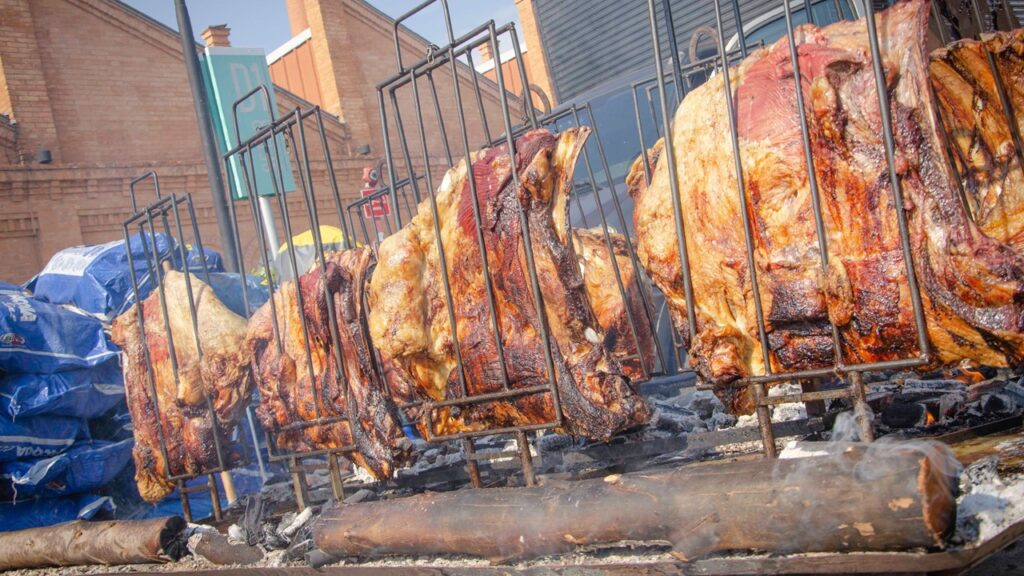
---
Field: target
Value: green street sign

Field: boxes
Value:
[201,47,295,200]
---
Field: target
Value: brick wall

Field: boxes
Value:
[0,0,62,164]
[0,0,365,283]
[514,0,556,106]
[290,0,526,163]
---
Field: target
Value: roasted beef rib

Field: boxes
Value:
[632,0,1024,412]
[246,248,407,478]
[367,128,650,439]
[111,270,252,503]
[930,29,1024,252]
[573,227,658,380]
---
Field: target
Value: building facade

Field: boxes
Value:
[0,0,518,283]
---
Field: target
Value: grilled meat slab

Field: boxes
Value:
[930,29,1024,252]
[111,270,252,503]
[246,248,407,479]
[573,228,658,380]
[368,128,650,439]
[632,0,1024,411]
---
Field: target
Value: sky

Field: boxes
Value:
[121,0,522,56]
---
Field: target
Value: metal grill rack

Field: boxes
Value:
[127,0,1023,514]
[219,86,360,509]
[634,0,1023,457]
[122,175,245,522]
[357,0,684,488]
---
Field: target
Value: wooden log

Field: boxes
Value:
[0,516,187,571]
[313,442,958,563]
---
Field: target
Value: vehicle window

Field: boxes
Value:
[745,0,855,48]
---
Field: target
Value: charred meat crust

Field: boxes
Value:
[369,128,650,440]
[246,248,408,479]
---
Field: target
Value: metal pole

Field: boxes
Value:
[258,196,281,252]
[174,0,239,272]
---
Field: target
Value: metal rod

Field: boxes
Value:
[730,0,748,57]
[781,0,845,368]
[378,89,404,231]
[646,0,698,361]
[849,371,875,442]
[445,47,512,392]
[660,0,685,91]
[487,22,563,426]
[328,455,346,502]
[862,0,931,362]
[508,24,537,129]
[173,0,238,272]
[290,458,309,511]
[711,0,775,457]
[465,51,492,145]
[178,480,192,523]
[408,68,471,404]
[516,431,536,487]
[208,474,223,522]
[758,386,853,406]
[463,439,482,488]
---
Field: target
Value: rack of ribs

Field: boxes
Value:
[111,270,252,503]
[930,29,1024,253]
[573,227,658,380]
[246,247,407,479]
[367,128,650,440]
[631,0,1024,412]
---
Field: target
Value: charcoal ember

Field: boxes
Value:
[772,402,807,423]
[961,456,1000,503]
[683,391,722,421]
[882,401,928,428]
[286,536,313,561]
[653,408,705,433]
[536,433,576,453]
[980,394,1014,416]
[422,448,442,464]
[902,379,968,395]
[1002,380,1024,406]
[709,411,736,430]
[261,523,288,550]
[938,392,968,420]
[239,493,268,546]
[345,488,376,504]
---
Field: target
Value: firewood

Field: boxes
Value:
[0,516,186,570]
[313,442,957,563]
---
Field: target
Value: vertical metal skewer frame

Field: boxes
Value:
[220,86,359,509]
[361,0,671,487]
[121,190,244,522]
[639,0,1021,456]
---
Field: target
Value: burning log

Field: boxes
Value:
[0,516,187,571]
[313,442,957,563]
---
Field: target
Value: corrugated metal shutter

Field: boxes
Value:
[533,0,788,103]
[1007,0,1024,26]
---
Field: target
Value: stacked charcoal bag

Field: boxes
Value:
[26,232,178,321]
[20,236,269,522]
[28,230,265,319]
[0,282,127,530]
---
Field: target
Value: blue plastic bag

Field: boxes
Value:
[0,360,124,419]
[0,416,89,462]
[28,233,175,320]
[207,273,270,318]
[0,493,113,532]
[184,245,225,274]
[0,438,133,501]
[0,288,119,374]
